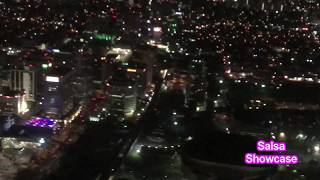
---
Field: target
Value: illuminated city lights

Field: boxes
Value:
[25,117,57,128]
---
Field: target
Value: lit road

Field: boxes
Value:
[97,69,165,180]
[35,50,163,180]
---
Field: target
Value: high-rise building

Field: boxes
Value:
[125,61,149,97]
[0,90,28,115]
[43,67,77,117]
[189,59,206,78]
[106,71,137,118]
[9,69,35,102]
[131,49,154,89]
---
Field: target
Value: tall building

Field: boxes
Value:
[106,70,137,118]
[101,46,133,83]
[43,67,77,117]
[134,50,154,89]
[9,69,35,102]
[188,59,208,112]
[189,59,206,79]
[0,90,28,115]
[125,61,149,97]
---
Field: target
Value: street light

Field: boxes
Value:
[153,27,162,32]
[39,138,45,144]
[279,132,286,139]
[314,144,320,154]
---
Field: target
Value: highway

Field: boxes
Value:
[97,69,165,180]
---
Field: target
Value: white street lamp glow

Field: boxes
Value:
[279,132,286,139]
[153,27,162,32]
[39,138,45,144]
[314,145,320,153]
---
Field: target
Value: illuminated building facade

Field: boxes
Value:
[1,137,43,151]
[0,90,28,115]
[187,59,208,112]
[106,47,132,63]
[25,117,57,130]
[125,61,149,97]
[43,68,77,117]
[106,71,137,118]
[9,69,35,102]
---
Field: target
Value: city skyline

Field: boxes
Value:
[0,0,320,180]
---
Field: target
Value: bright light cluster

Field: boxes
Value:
[25,117,57,128]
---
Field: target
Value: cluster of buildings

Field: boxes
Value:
[0,49,82,119]
[4,0,320,179]
[93,45,154,121]
[0,0,160,179]
[110,0,320,179]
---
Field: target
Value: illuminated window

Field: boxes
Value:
[48,87,57,92]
